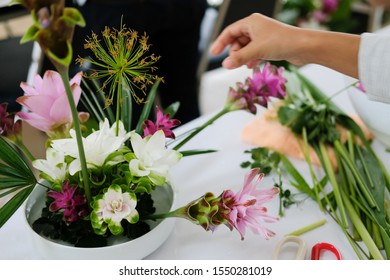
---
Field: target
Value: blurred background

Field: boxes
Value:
[1,0,389,114]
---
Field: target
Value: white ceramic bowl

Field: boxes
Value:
[346,77,390,148]
[24,183,176,260]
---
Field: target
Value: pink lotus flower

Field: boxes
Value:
[221,168,280,240]
[143,106,181,139]
[47,180,87,224]
[16,70,84,138]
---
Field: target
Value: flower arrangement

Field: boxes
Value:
[0,0,284,249]
[277,0,358,32]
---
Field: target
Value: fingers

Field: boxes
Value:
[223,41,262,69]
[210,17,250,55]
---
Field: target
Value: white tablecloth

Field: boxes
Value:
[1,64,389,260]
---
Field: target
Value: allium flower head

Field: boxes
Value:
[76,24,164,107]
[47,180,88,224]
[143,106,181,139]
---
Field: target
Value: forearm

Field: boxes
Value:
[296,29,361,78]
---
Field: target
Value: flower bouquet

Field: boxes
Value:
[277,0,357,32]
[0,1,284,255]
[241,65,390,260]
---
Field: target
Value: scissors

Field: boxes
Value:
[273,236,342,260]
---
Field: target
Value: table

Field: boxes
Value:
[0,64,388,260]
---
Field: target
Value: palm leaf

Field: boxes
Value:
[0,137,37,228]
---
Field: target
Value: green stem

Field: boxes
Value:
[16,140,35,163]
[285,218,327,236]
[173,107,230,151]
[145,209,181,221]
[319,141,348,227]
[341,189,384,260]
[58,69,91,203]
[115,78,122,136]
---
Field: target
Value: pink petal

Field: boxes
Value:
[16,111,53,131]
[19,82,39,96]
[41,70,66,97]
[49,90,75,124]
[16,95,53,118]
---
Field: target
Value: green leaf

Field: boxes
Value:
[46,41,73,67]
[20,24,39,44]
[0,185,34,228]
[121,85,133,134]
[63,7,86,27]
[163,102,180,118]
[279,154,315,200]
[135,80,160,134]
[0,138,34,177]
[0,137,37,228]
[180,149,218,157]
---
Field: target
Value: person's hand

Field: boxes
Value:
[209,13,305,69]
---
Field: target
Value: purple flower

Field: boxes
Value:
[322,0,339,13]
[143,106,181,139]
[356,82,366,93]
[221,168,280,240]
[47,181,88,224]
[247,63,287,106]
[0,103,22,142]
[225,63,287,114]
[171,168,279,240]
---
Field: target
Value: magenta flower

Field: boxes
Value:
[322,0,339,13]
[0,103,22,142]
[16,70,84,138]
[356,82,366,93]
[247,63,287,107]
[143,106,181,139]
[225,63,287,114]
[221,168,280,240]
[47,180,88,224]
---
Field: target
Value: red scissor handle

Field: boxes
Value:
[311,242,342,260]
